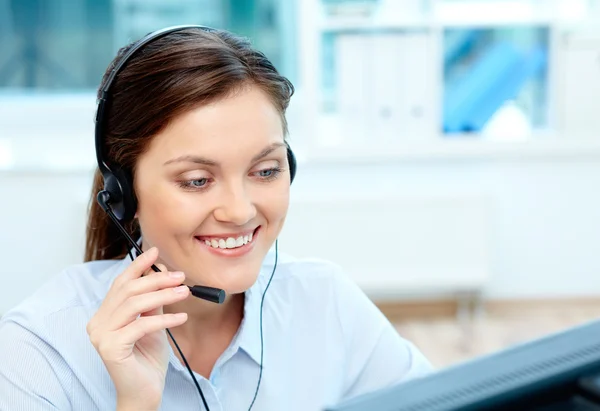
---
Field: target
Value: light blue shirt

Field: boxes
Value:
[0,247,433,410]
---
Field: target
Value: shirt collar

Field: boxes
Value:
[235,275,264,365]
[234,246,279,366]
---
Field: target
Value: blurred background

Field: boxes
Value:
[2,0,600,370]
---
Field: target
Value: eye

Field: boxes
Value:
[253,167,282,181]
[258,169,275,177]
[179,178,209,189]
[191,178,208,187]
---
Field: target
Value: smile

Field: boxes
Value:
[195,227,260,255]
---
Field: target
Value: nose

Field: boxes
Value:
[213,183,257,226]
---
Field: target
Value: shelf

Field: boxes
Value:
[298,137,600,164]
[319,0,596,32]
[321,20,432,33]
[321,17,555,33]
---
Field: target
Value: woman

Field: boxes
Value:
[0,26,433,410]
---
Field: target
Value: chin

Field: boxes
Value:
[186,251,267,294]
[218,276,258,295]
[211,266,262,295]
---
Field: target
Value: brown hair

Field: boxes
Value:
[84,27,294,262]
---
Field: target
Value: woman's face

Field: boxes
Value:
[134,85,290,294]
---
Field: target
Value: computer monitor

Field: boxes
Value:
[325,318,600,411]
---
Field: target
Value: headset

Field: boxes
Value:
[94,24,297,410]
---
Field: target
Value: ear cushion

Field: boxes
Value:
[104,167,137,222]
[286,145,297,184]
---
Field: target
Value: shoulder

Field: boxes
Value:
[0,258,125,333]
[0,258,125,410]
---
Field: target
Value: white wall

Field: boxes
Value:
[2,150,600,314]
[0,171,93,314]
[289,157,600,300]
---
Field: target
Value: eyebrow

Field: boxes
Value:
[163,142,286,166]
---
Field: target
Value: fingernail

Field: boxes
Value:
[174,285,188,294]
[169,271,184,279]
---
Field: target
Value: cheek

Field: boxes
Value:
[137,182,210,234]
[258,183,290,224]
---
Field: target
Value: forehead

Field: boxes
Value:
[148,86,284,156]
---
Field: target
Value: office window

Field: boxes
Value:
[0,0,297,92]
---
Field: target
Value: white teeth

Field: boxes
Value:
[202,230,256,249]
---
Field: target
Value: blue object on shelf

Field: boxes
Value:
[465,47,547,132]
[443,42,522,133]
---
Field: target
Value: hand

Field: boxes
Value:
[86,247,190,410]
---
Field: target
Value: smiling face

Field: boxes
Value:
[134,85,291,294]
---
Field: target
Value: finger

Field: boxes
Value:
[130,266,185,298]
[102,268,186,321]
[99,248,162,317]
[112,247,160,291]
[87,250,161,341]
[145,262,168,277]
[139,267,170,318]
[118,312,188,349]
[141,304,163,318]
[97,313,188,363]
[140,266,169,318]
[89,249,162,334]
[108,285,190,331]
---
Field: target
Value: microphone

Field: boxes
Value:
[97,191,226,304]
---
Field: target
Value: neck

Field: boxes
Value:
[162,290,245,379]
[164,291,245,338]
